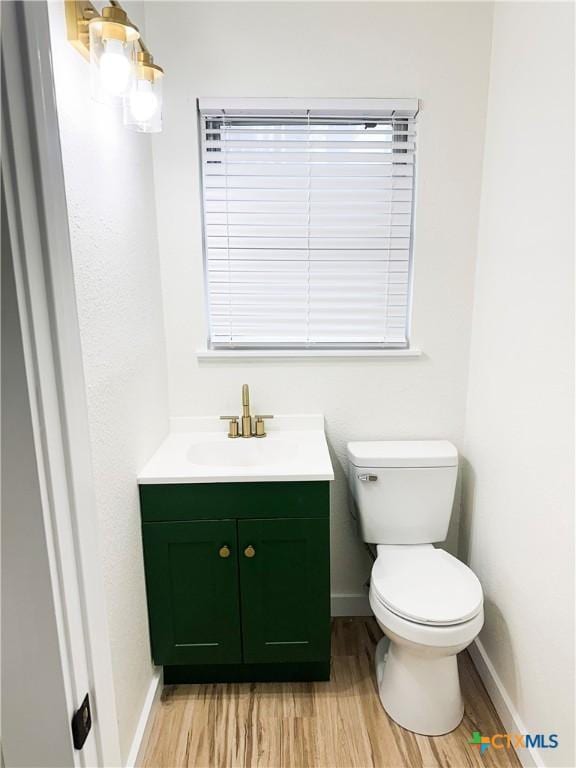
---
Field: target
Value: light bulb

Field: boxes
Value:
[129,81,159,122]
[99,38,132,97]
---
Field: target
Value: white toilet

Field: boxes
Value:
[347,440,484,736]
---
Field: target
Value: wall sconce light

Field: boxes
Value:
[65,0,164,132]
[88,4,139,103]
[124,48,164,133]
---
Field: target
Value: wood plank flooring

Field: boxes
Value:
[142,618,521,768]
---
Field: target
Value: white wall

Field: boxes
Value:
[47,3,169,761]
[145,1,494,601]
[461,3,574,766]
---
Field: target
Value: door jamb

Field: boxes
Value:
[1,2,122,764]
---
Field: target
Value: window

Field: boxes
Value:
[199,98,418,350]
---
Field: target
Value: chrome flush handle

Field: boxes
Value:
[358,473,378,482]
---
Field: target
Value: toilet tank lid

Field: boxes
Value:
[347,440,458,468]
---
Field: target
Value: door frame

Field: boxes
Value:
[2,1,121,764]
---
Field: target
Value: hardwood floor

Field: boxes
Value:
[142,618,521,768]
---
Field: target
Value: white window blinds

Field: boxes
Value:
[199,98,419,349]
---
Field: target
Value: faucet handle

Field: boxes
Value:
[220,415,240,439]
[254,415,273,438]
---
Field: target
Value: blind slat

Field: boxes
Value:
[205,213,413,226]
[204,143,417,155]
[200,108,416,347]
[205,201,413,214]
[206,237,412,249]
[207,248,410,269]
[205,176,414,189]
[205,189,413,202]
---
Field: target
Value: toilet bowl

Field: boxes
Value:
[346,440,484,736]
[369,544,483,735]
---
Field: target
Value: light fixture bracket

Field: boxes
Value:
[64,0,98,60]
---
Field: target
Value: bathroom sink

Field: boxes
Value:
[187,439,299,467]
[138,415,334,484]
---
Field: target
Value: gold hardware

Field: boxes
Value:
[64,0,99,60]
[241,383,253,438]
[135,50,164,81]
[221,385,274,438]
[254,415,274,438]
[244,545,256,558]
[65,0,162,73]
[65,0,139,60]
[219,545,231,559]
[93,4,140,42]
[220,416,239,439]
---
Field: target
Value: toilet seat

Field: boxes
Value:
[371,545,483,626]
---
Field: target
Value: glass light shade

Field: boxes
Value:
[88,7,139,105]
[123,53,163,133]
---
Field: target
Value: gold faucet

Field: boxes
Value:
[220,384,273,438]
[241,384,252,439]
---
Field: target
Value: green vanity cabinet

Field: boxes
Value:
[140,481,330,683]
[141,520,242,666]
[238,517,330,664]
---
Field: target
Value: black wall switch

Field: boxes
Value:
[71,693,92,750]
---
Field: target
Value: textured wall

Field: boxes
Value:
[461,3,575,766]
[47,2,169,761]
[145,1,494,600]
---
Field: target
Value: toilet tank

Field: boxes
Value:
[347,441,458,544]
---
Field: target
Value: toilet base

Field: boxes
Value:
[375,636,464,736]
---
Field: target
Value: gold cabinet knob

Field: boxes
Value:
[244,545,256,559]
[219,545,231,559]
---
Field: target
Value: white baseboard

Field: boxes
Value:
[469,640,542,768]
[125,668,163,768]
[331,593,371,616]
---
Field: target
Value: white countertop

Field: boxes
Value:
[138,415,334,484]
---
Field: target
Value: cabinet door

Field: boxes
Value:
[238,518,330,664]
[142,520,242,665]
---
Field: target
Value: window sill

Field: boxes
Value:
[196,348,422,361]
